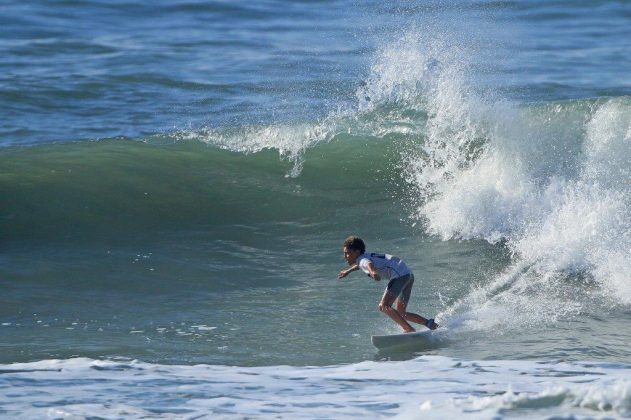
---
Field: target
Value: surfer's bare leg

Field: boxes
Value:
[394,276,439,330]
[379,291,415,333]
[396,300,436,329]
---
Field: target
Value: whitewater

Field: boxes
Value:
[2,357,631,418]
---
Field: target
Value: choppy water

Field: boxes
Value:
[2,0,631,418]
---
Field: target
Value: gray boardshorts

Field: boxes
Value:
[385,273,414,303]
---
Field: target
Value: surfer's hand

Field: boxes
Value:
[371,272,381,281]
[338,270,348,279]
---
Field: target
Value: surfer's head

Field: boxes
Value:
[343,235,365,265]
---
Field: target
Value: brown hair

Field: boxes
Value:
[343,236,365,254]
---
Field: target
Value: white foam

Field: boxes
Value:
[2,356,630,418]
[377,29,631,322]
[191,325,217,331]
[178,121,340,178]
[427,98,631,327]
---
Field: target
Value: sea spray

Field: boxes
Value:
[352,31,631,327]
[174,28,496,180]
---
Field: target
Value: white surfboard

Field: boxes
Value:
[371,329,436,349]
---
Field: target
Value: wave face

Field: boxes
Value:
[1,132,406,241]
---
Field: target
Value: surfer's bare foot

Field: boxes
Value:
[403,328,416,333]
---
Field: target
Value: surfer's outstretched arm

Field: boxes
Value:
[338,264,359,279]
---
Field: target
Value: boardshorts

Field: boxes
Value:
[386,273,414,304]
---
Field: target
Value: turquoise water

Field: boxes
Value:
[2,1,631,418]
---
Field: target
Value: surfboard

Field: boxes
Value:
[371,329,435,349]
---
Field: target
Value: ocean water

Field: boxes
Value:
[2,0,631,418]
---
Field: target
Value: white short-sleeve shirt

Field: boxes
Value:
[357,252,411,280]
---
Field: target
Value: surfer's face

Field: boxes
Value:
[343,246,361,265]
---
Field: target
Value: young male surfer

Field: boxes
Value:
[338,235,438,333]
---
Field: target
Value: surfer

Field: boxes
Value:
[338,236,438,333]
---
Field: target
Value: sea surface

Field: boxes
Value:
[2,0,631,418]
